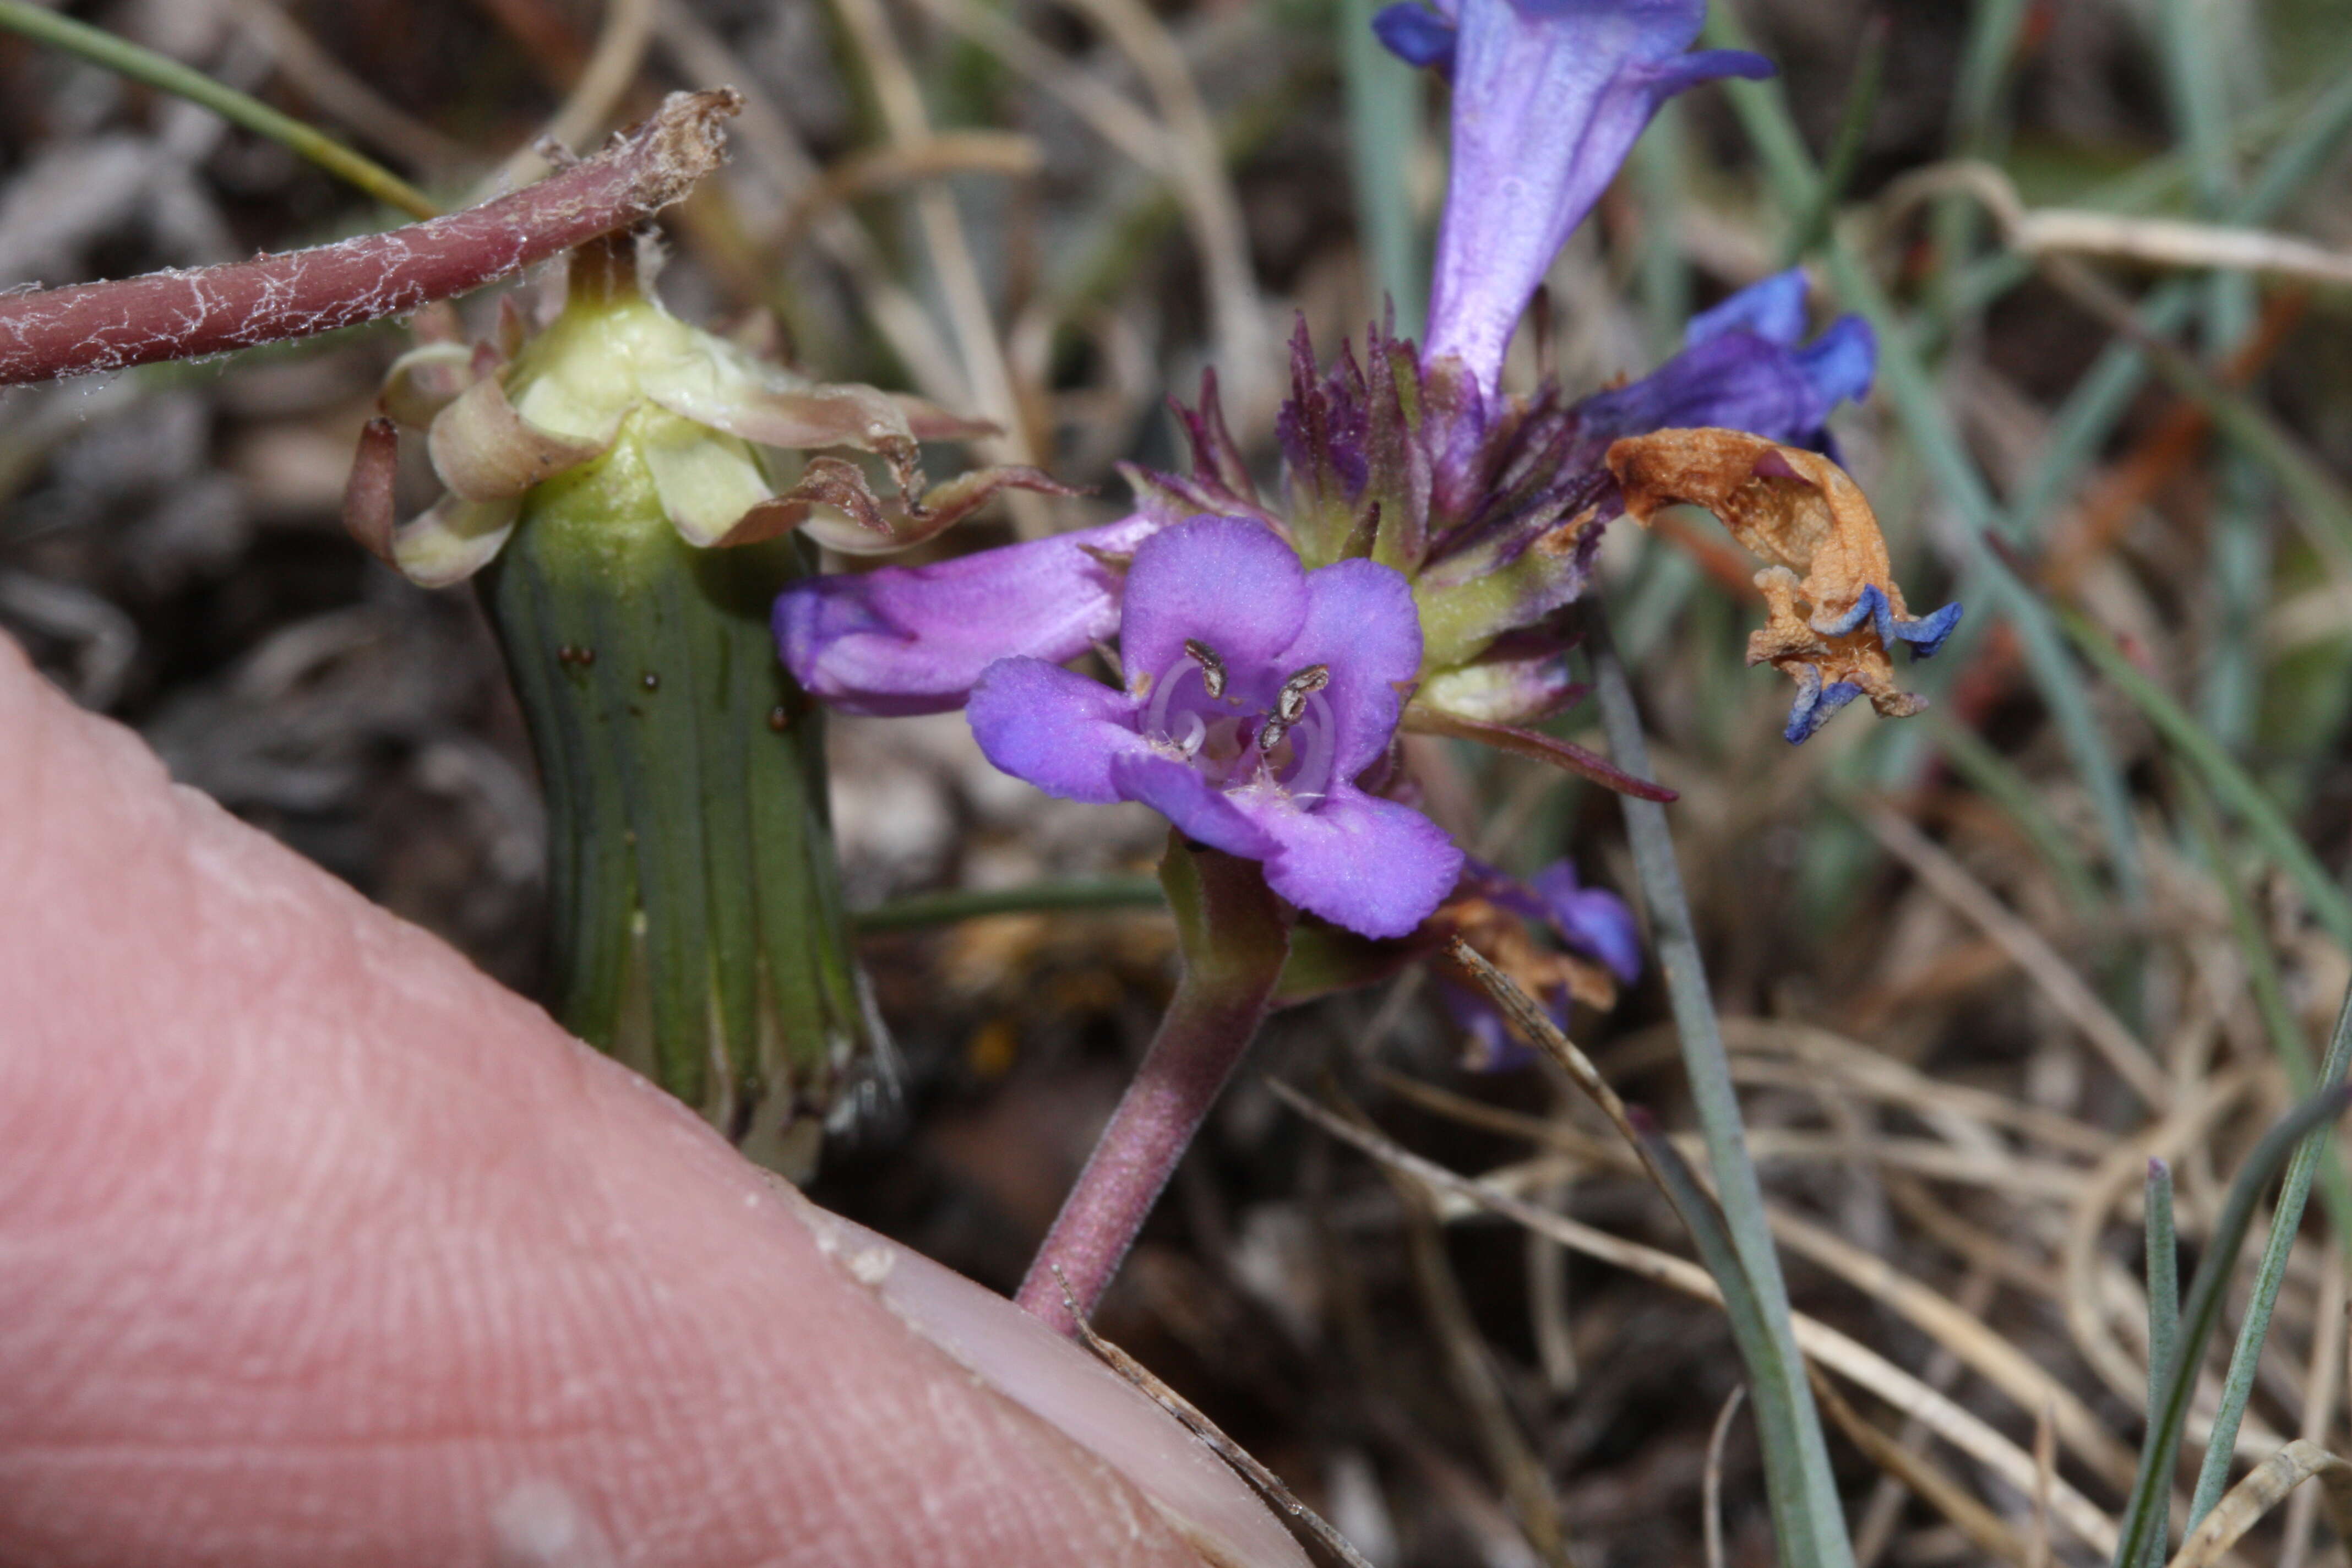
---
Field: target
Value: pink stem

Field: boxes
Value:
[0,90,741,387]
[1017,845,1291,1335]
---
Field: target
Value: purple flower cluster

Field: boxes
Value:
[773,0,1950,943]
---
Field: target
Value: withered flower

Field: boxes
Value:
[1607,427,1962,742]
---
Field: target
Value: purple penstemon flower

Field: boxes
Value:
[1375,0,1773,394]
[967,516,1463,939]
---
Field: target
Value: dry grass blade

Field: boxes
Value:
[1444,938,1660,1172]
[1271,1082,2125,1556]
[1381,1064,2139,1490]
[1805,1366,2028,1567]
[1049,1267,1380,1568]
[2165,1440,2352,1568]
[2277,1253,2346,1568]
[1854,804,2171,1107]
[475,0,659,198]
[773,132,1044,252]
[1705,1385,1747,1568]
[1877,160,2352,286]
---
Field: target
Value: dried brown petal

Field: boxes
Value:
[379,342,480,428]
[706,459,1079,554]
[892,393,1000,443]
[342,417,403,565]
[803,464,1080,554]
[426,375,612,502]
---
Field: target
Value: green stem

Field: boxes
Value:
[1016,840,1293,1334]
[853,877,1166,933]
[1589,611,1855,1568]
[0,0,437,219]
[2142,1159,2177,1568]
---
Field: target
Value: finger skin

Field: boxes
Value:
[0,634,1216,1568]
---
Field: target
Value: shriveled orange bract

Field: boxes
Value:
[1607,428,1958,734]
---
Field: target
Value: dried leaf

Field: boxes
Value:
[2166,1439,2352,1568]
[1607,428,1962,743]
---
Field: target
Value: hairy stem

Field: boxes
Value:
[1017,840,1292,1334]
[0,89,740,386]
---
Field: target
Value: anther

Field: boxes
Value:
[1182,638,1227,700]
[1275,665,1329,725]
[1258,665,1330,755]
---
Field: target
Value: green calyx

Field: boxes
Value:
[482,409,885,1178]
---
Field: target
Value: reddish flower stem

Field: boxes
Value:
[1017,842,1292,1336]
[0,89,742,387]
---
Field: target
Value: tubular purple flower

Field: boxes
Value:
[1388,0,1772,392]
[1573,268,1876,456]
[967,518,1463,938]
[774,514,1161,716]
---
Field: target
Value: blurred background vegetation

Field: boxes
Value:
[3,0,2351,1562]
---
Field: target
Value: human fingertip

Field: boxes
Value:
[788,1198,1313,1568]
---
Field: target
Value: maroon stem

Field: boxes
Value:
[1016,842,1292,1335]
[0,90,742,387]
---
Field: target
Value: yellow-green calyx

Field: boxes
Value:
[342,235,1066,587]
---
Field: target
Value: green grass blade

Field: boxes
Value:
[853,877,1167,933]
[1338,0,1424,336]
[2110,1079,2352,1568]
[1592,612,1855,1568]
[0,0,438,220]
[2057,606,2352,950]
[2143,1158,2178,1568]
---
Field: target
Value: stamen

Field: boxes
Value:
[1275,665,1329,725]
[1174,709,1207,758]
[1183,639,1227,700]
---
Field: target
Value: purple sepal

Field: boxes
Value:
[774,513,1160,716]
[1423,0,1772,391]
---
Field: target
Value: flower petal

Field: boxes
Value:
[1575,332,1826,453]
[967,657,1147,804]
[1271,557,1422,782]
[1423,0,1772,391]
[389,493,521,589]
[774,514,1162,717]
[1373,2,1457,69]
[1684,268,1811,348]
[1109,753,1280,861]
[1528,861,1641,982]
[1242,785,1463,939]
[1118,517,1308,701]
